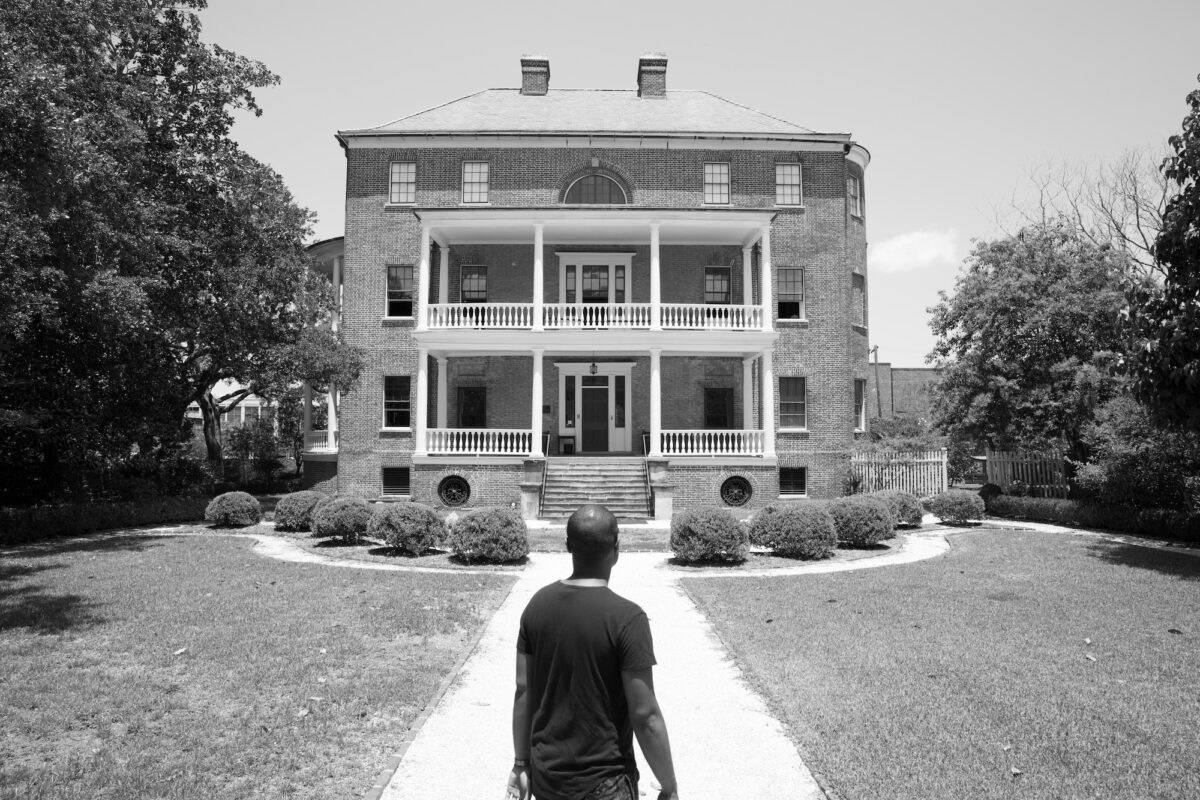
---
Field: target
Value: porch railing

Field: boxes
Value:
[661,303,763,330]
[304,431,338,451]
[542,303,652,328]
[660,429,765,456]
[427,428,533,455]
[427,303,535,328]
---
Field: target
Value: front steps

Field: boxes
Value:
[540,458,651,521]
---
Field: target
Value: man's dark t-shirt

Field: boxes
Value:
[517,582,656,800]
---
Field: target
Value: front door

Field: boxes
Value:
[581,377,608,451]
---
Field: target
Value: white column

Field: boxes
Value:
[332,256,343,333]
[742,358,754,430]
[649,348,662,457]
[761,350,775,457]
[649,223,662,331]
[742,246,753,307]
[436,356,448,429]
[438,245,449,305]
[532,224,544,331]
[416,226,431,330]
[302,381,313,438]
[326,385,338,450]
[530,348,544,457]
[759,226,773,332]
[414,347,428,455]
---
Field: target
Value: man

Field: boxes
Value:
[506,504,679,800]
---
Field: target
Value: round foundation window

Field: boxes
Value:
[438,475,471,507]
[720,476,752,507]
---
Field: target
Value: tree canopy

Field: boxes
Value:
[927,223,1128,460]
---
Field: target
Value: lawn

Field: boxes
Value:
[683,528,1200,800]
[0,528,515,799]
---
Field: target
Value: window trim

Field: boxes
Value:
[703,266,732,305]
[775,163,803,207]
[702,386,736,430]
[381,466,411,497]
[556,253,635,305]
[382,375,412,430]
[852,272,866,328]
[388,161,416,205]
[779,376,808,431]
[703,161,731,205]
[460,264,488,304]
[385,263,415,319]
[461,160,490,204]
[854,378,867,432]
[779,466,808,497]
[563,174,628,205]
[847,174,863,218]
[777,267,806,322]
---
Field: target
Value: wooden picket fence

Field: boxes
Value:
[984,450,1069,498]
[851,449,948,497]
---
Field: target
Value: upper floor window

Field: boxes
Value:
[389,162,415,204]
[383,376,411,428]
[776,164,803,206]
[704,267,731,304]
[386,264,414,317]
[462,161,489,204]
[703,162,730,204]
[852,273,866,327]
[565,174,627,204]
[854,378,867,431]
[779,267,805,320]
[461,265,488,303]
[847,174,863,217]
[780,377,807,429]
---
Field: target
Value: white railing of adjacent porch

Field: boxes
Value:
[659,429,765,456]
[542,303,653,328]
[427,428,533,455]
[427,303,535,328]
[660,304,763,330]
[304,431,338,451]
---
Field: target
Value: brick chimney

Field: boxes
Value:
[637,53,667,98]
[520,55,550,96]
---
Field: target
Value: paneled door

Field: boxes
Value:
[581,377,609,452]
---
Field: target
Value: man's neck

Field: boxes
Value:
[561,577,608,587]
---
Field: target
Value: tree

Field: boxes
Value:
[1126,73,1200,430]
[927,223,1128,462]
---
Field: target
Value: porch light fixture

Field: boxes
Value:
[589,362,598,375]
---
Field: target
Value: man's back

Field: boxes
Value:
[518,582,656,800]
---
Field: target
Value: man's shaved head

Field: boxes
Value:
[566,504,619,565]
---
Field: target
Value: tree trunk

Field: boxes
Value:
[196,390,225,475]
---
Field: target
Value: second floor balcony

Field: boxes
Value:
[427,301,765,331]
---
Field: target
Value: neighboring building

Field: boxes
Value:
[305,54,871,517]
[866,363,940,421]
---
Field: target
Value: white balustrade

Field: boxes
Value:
[659,429,765,456]
[304,431,338,451]
[660,303,763,330]
[426,428,533,455]
[427,303,534,329]
[542,303,652,329]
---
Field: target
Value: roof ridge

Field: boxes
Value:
[365,88,492,131]
[693,90,814,134]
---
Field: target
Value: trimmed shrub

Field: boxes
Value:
[670,507,749,564]
[828,495,894,546]
[978,483,1003,509]
[312,497,373,544]
[274,490,328,532]
[927,489,985,525]
[870,489,924,527]
[447,507,529,563]
[369,503,446,555]
[0,497,209,546]
[750,503,836,560]
[204,491,262,528]
[988,495,1200,543]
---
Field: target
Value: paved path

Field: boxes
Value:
[377,530,954,800]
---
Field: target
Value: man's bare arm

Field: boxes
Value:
[507,652,531,799]
[622,666,678,800]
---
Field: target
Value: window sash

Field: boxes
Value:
[389,162,415,204]
[703,162,730,204]
[703,387,734,430]
[778,268,805,320]
[775,164,802,205]
[566,175,626,204]
[383,376,411,428]
[462,161,489,203]
[779,467,807,496]
[704,267,731,304]
[854,379,866,430]
[386,265,414,317]
[848,175,862,216]
[381,467,410,495]
[852,273,866,327]
[461,265,487,303]
[780,377,807,429]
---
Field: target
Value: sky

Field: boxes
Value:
[200,0,1200,367]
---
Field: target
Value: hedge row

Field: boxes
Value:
[0,497,210,547]
[988,495,1200,543]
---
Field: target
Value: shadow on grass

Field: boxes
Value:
[1088,541,1200,581]
[365,546,448,559]
[0,562,107,634]
[8,532,173,556]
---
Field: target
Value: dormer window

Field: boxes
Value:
[564,174,627,204]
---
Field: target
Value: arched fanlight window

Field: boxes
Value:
[564,174,628,204]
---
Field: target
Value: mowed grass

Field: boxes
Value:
[684,528,1200,800]
[0,530,515,800]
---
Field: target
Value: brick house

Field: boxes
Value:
[301,54,871,518]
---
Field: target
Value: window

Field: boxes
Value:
[565,174,627,204]
[386,265,414,317]
[704,267,731,304]
[776,164,802,206]
[854,379,866,431]
[852,273,866,327]
[780,377,807,429]
[847,174,863,217]
[703,162,730,204]
[778,267,805,320]
[703,388,734,429]
[461,265,487,303]
[381,467,410,496]
[779,467,808,496]
[383,376,411,428]
[462,161,489,203]
[457,387,486,428]
[389,162,415,204]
